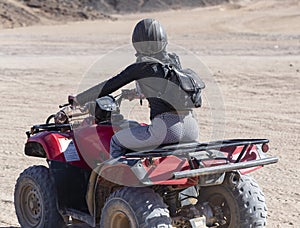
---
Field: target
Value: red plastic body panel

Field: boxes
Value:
[27,131,91,169]
[27,131,69,162]
[73,125,115,169]
[27,120,264,187]
[98,156,196,187]
[143,156,190,185]
[221,144,262,174]
[26,124,116,170]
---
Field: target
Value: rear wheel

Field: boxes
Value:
[197,174,267,227]
[100,187,172,228]
[14,165,65,228]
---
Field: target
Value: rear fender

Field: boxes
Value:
[86,167,122,221]
[85,156,193,218]
[221,144,265,174]
[97,156,192,187]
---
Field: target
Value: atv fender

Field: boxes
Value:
[97,156,192,186]
[25,141,47,158]
[85,156,192,216]
[25,131,70,161]
[86,169,99,217]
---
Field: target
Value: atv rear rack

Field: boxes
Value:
[125,139,269,158]
[173,156,278,179]
[125,138,278,180]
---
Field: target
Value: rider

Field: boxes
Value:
[73,18,199,158]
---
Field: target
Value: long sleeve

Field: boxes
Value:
[76,81,107,106]
[75,62,153,106]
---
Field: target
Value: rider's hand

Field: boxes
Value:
[54,110,68,124]
[68,95,79,106]
[55,105,73,124]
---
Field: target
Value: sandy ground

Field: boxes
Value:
[0,0,299,227]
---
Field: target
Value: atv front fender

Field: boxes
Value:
[25,141,47,158]
[25,131,70,161]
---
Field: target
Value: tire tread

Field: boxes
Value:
[14,165,65,228]
[101,187,172,228]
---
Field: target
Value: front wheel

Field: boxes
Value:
[100,187,172,228]
[14,165,65,228]
[197,174,267,228]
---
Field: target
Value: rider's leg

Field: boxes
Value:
[109,124,163,158]
[109,112,198,158]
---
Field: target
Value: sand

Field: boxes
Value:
[0,0,299,227]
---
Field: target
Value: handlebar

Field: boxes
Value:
[54,89,143,124]
[28,89,143,137]
[59,103,69,108]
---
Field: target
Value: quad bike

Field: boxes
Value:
[14,90,278,228]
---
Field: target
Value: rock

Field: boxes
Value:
[26,0,42,8]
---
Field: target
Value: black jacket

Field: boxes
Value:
[76,53,188,119]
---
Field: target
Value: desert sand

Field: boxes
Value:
[0,0,299,227]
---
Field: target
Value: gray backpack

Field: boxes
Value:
[136,55,205,109]
[158,63,205,109]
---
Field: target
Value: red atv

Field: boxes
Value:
[14,91,278,228]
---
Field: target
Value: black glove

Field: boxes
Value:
[68,95,79,106]
[54,110,68,124]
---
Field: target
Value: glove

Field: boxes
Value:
[54,110,68,124]
[68,95,79,106]
[54,105,74,124]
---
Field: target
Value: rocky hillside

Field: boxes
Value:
[0,0,229,29]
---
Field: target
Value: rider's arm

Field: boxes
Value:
[75,62,153,106]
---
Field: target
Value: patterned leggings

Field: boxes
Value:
[110,112,199,158]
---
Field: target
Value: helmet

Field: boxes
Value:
[132,18,168,55]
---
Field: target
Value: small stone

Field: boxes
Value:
[289,63,293,67]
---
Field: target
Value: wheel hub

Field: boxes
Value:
[111,211,130,228]
[27,189,41,218]
[206,194,230,227]
[21,185,43,226]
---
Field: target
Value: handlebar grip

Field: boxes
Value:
[59,103,69,108]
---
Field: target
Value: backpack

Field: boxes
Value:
[162,64,205,108]
[135,55,205,109]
